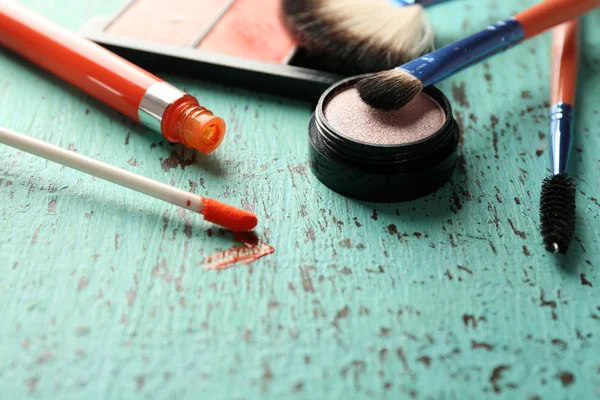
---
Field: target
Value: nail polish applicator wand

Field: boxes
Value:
[0,126,258,232]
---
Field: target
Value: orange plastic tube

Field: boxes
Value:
[551,20,579,105]
[515,0,600,39]
[0,2,225,153]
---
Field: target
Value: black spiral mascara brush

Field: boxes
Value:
[540,20,579,254]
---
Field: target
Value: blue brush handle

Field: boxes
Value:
[549,103,574,175]
[398,18,525,86]
[390,0,453,6]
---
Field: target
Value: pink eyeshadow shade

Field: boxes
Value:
[324,87,446,146]
[106,0,229,47]
[198,0,296,63]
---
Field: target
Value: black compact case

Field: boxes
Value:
[309,76,461,203]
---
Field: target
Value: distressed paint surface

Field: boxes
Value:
[1,0,600,398]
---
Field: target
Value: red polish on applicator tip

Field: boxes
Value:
[201,199,258,233]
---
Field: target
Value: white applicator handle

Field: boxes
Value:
[0,126,205,212]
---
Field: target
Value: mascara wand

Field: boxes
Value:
[540,20,579,254]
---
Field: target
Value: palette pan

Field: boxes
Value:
[308,75,461,202]
[80,0,343,100]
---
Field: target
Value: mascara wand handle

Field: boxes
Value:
[549,20,580,176]
[551,21,580,106]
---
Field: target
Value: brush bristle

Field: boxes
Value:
[540,173,576,254]
[357,69,423,110]
[282,0,435,74]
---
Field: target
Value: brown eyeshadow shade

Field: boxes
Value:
[323,86,446,146]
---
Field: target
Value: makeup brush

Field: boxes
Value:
[282,0,449,74]
[0,127,258,232]
[540,20,579,255]
[357,0,599,110]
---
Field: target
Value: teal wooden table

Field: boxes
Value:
[1,1,600,398]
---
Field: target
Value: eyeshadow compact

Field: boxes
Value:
[80,0,343,100]
[309,75,460,202]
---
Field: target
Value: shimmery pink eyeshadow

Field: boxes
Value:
[323,86,446,146]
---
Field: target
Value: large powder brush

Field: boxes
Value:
[282,0,445,75]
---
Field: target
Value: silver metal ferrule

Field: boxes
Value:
[138,82,187,132]
[549,102,575,176]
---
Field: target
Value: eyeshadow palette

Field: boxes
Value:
[80,0,343,100]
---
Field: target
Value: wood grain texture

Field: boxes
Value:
[1,0,600,398]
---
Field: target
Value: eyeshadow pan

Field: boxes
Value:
[324,86,446,146]
[106,0,229,47]
[309,76,460,202]
[198,0,296,63]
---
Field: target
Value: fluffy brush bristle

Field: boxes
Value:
[357,69,423,110]
[282,0,435,74]
[540,172,576,254]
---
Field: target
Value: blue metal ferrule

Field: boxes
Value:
[389,0,452,6]
[549,102,575,175]
[398,18,525,87]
